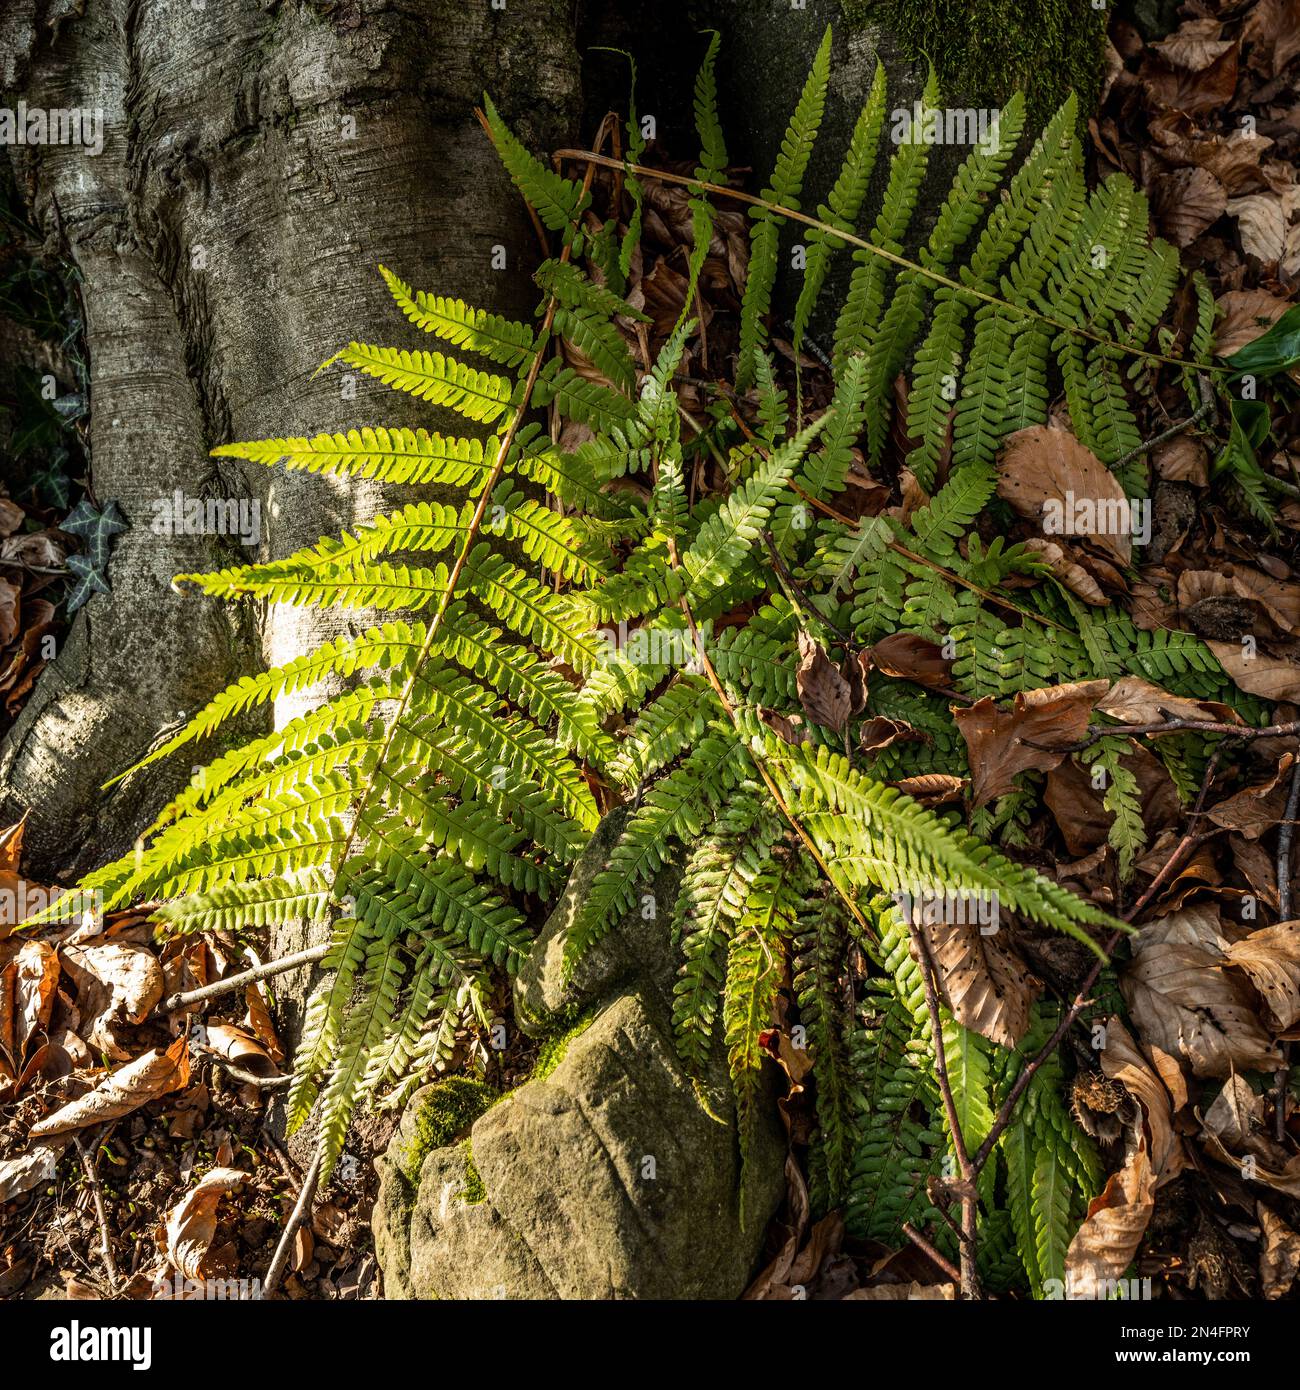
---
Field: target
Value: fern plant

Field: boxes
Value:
[30,25,1257,1295]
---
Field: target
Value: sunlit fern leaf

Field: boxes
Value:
[379,265,537,368]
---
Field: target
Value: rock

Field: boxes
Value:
[376,993,784,1299]
[514,805,682,1035]
[375,810,786,1299]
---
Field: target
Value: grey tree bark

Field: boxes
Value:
[0,0,582,882]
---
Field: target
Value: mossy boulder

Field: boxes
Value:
[375,992,784,1299]
[374,809,786,1299]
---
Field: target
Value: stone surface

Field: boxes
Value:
[514,805,682,1034]
[375,810,786,1300]
[376,992,784,1299]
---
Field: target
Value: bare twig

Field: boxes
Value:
[1110,373,1217,474]
[74,1133,120,1295]
[761,529,850,641]
[205,1055,293,1090]
[160,943,330,1014]
[1035,716,1300,755]
[258,1149,322,1300]
[901,1222,962,1284]
[970,750,1225,1175]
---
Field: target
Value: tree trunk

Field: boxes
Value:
[0,0,582,882]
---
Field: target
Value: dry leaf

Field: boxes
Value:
[859,716,924,754]
[201,1022,280,1078]
[12,940,58,1058]
[30,1037,190,1137]
[866,632,954,691]
[997,425,1134,565]
[1097,675,1242,728]
[1208,755,1294,839]
[1206,640,1300,702]
[1122,908,1279,1077]
[1151,17,1234,70]
[1228,193,1288,262]
[1100,1017,1186,1185]
[1064,1141,1157,1300]
[1023,538,1107,605]
[1152,435,1210,485]
[1156,166,1228,246]
[953,680,1109,807]
[917,919,1039,1049]
[1223,921,1300,1031]
[163,1166,246,1279]
[795,631,852,734]
[0,1139,67,1201]
[1214,288,1293,356]
[61,940,164,1060]
[1259,1205,1300,1298]
[893,773,965,806]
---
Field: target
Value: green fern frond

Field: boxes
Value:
[737,24,832,388]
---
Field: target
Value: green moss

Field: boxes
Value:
[460,1141,487,1205]
[847,0,1106,128]
[531,1005,598,1082]
[401,1077,496,1184]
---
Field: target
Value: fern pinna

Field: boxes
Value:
[34,26,1252,1294]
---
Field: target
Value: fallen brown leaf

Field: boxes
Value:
[866,632,954,691]
[1207,640,1300,702]
[795,630,852,734]
[953,680,1109,807]
[1223,921,1300,1031]
[1100,1017,1186,1185]
[1064,1141,1157,1299]
[916,918,1039,1049]
[61,939,164,1052]
[1122,907,1280,1077]
[997,425,1134,566]
[30,1036,190,1137]
[163,1166,246,1280]
[1259,1204,1300,1298]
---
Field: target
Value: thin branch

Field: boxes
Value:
[258,1149,322,1300]
[901,1222,962,1284]
[74,1133,120,1295]
[908,920,981,1299]
[1036,716,1300,755]
[1110,373,1217,474]
[970,750,1225,1175]
[1274,759,1300,1140]
[160,943,330,1014]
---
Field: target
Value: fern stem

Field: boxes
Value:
[908,919,981,1299]
[325,127,589,893]
[552,149,1232,377]
[786,478,1069,635]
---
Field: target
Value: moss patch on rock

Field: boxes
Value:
[401,1077,497,1184]
[847,0,1106,127]
[531,1006,598,1083]
[460,1141,487,1205]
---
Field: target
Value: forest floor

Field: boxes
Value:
[2,0,1300,1301]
